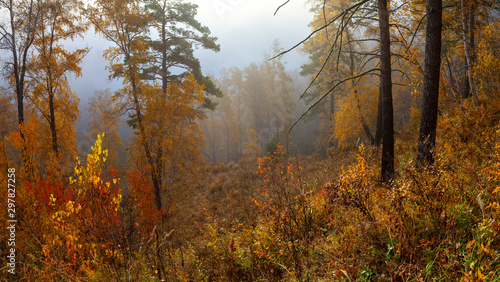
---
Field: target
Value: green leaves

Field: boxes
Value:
[143,0,220,101]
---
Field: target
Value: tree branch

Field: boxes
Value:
[289,68,381,133]
[274,0,290,16]
[270,0,371,60]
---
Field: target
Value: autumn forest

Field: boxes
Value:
[1,0,500,280]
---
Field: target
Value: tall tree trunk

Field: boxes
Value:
[10,1,22,128]
[128,62,163,213]
[158,5,170,220]
[47,29,59,158]
[161,12,168,94]
[14,0,38,127]
[374,90,383,146]
[48,89,59,158]
[378,0,394,182]
[6,0,40,179]
[461,0,478,104]
[346,28,375,145]
[417,0,443,166]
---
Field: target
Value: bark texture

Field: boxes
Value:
[417,0,443,165]
[378,0,394,182]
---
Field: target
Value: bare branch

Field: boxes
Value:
[405,12,428,54]
[270,0,371,60]
[289,68,381,134]
[274,0,290,16]
[299,44,336,100]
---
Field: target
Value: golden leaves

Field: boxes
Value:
[42,133,123,275]
[26,0,88,168]
[335,83,378,148]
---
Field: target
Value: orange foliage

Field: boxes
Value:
[42,134,123,278]
[128,169,162,233]
[6,121,43,180]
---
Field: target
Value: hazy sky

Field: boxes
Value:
[188,0,314,73]
[68,0,314,101]
[1,1,314,96]
[27,1,315,133]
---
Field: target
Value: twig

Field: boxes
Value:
[289,68,381,134]
[274,0,290,16]
[270,0,371,60]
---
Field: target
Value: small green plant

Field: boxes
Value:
[265,137,278,156]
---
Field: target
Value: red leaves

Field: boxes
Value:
[230,238,236,252]
[25,177,73,212]
[128,169,162,231]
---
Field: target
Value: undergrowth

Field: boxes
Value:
[163,100,500,281]
[11,102,500,281]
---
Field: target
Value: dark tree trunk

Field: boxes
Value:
[6,0,40,177]
[49,90,59,157]
[13,0,38,128]
[16,84,24,127]
[417,0,443,166]
[374,89,383,146]
[461,0,477,104]
[161,13,168,94]
[378,0,394,182]
[128,61,163,213]
[464,71,471,98]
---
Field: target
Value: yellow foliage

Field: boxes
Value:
[335,82,378,148]
[475,21,500,98]
[242,128,263,162]
[43,134,122,277]
[27,0,87,171]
